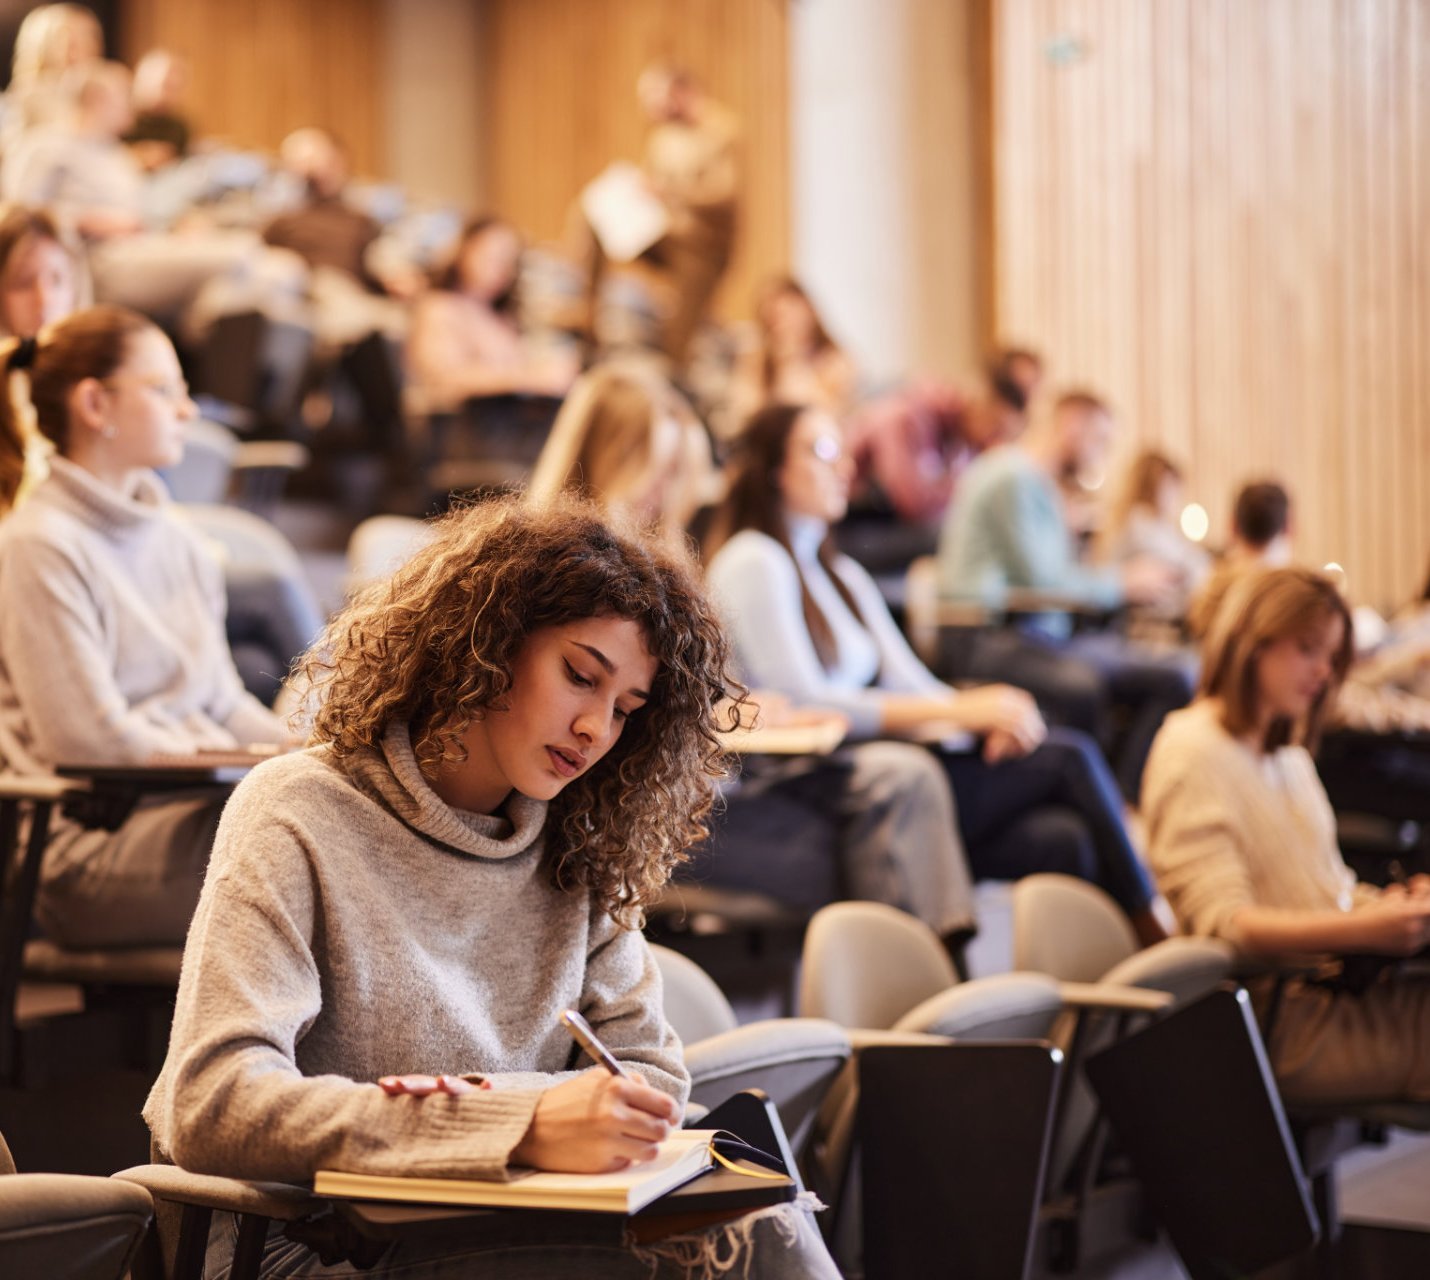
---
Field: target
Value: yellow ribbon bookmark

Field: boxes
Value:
[708,1140,788,1181]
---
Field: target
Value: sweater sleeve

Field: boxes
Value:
[998,470,1123,608]
[706,533,889,737]
[147,798,541,1184]
[0,535,212,764]
[1143,742,1257,949]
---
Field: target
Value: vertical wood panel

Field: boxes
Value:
[120,0,387,176]
[993,0,1430,608]
[480,0,788,321]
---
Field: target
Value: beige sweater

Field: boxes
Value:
[1142,700,1374,953]
[145,722,686,1184]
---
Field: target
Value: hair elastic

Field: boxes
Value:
[6,337,36,372]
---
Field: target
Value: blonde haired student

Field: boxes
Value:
[527,361,716,543]
[1144,567,1430,1103]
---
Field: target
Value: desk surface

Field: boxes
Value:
[56,762,255,788]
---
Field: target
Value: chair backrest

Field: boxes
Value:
[347,515,438,590]
[800,902,958,1030]
[1012,874,1138,983]
[649,944,739,1044]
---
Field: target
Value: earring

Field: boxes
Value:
[101,424,117,439]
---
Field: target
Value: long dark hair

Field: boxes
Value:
[756,276,837,394]
[434,215,519,316]
[705,402,864,670]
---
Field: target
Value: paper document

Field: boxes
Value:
[581,162,669,262]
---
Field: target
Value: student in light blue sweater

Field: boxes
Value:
[936,390,1195,801]
[705,403,1167,945]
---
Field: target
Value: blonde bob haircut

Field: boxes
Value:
[300,494,739,927]
[1198,566,1353,752]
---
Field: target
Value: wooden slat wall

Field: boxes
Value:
[993,0,1430,608]
[120,0,386,176]
[480,0,789,321]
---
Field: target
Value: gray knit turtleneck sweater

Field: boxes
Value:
[144,722,687,1183]
[0,455,282,775]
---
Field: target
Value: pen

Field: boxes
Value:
[561,1008,630,1079]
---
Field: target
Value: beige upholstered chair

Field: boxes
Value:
[649,943,851,1156]
[0,1128,153,1280]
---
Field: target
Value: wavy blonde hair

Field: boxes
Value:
[301,496,739,926]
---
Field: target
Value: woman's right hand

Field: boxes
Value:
[947,684,1047,759]
[510,1069,680,1173]
[1352,895,1430,956]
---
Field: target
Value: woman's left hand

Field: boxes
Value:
[377,1074,489,1097]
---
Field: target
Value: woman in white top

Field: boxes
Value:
[0,305,285,947]
[1143,567,1430,1102]
[705,402,1164,942]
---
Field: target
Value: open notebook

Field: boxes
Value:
[314,1129,719,1214]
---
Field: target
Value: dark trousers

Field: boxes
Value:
[941,628,1195,804]
[936,727,1155,917]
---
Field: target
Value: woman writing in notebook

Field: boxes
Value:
[0,303,284,948]
[146,498,840,1278]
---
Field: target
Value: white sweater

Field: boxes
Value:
[1142,700,1373,952]
[706,518,955,739]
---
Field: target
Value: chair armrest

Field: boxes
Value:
[232,441,310,473]
[1002,588,1111,616]
[112,1164,320,1222]
[0,776,79,802]
[684,1018,851,1079]
[1057,982,1173,1014]
[847,1027,952,1050]
[0,1172,153,1232]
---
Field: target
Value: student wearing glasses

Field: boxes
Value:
[0,304,285,948]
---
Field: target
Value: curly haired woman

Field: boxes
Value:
[144,496,839,1279]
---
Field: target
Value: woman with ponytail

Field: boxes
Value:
[0,304,285,947]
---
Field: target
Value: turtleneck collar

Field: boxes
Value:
[785,511,829,566]
[341,721,547,862]
[43,455,169,538]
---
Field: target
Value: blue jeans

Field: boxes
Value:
[936,727,1155,916]
[204,1199,840,1279]
[939,629,1195,803]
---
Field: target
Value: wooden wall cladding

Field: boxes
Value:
[480,0,789,321]
[993,0,1429,608]
[121,0,386,176]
